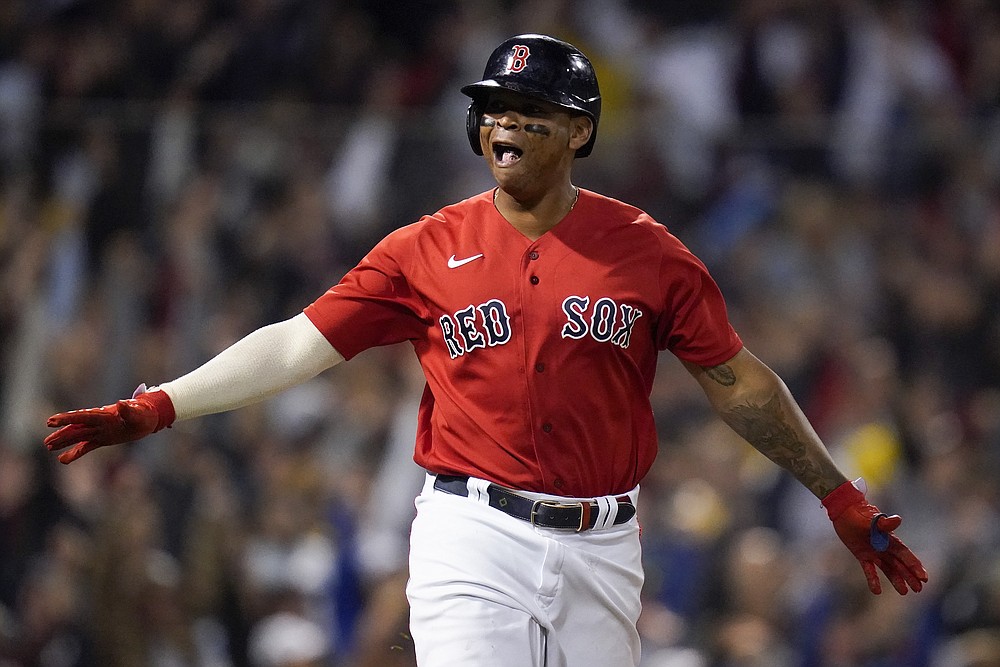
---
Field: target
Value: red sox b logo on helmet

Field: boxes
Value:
[507,45,530,73]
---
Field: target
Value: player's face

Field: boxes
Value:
[478,90,592,197]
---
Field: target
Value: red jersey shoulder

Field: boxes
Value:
[578,189,647,216]
[431,189,496,223]
[375,190,495,259]
[574,190,701,266]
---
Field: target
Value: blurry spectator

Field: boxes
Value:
[932,628,1000,667]
[248,606,331,667]
[829,0,962,190]
[238,471,338,650]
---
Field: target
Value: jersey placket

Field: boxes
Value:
[519,240,566,492]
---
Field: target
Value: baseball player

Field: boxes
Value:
[45,34,927,666]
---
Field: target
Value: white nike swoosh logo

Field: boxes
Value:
[447,253,484,269]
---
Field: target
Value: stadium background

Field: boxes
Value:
[1,0,999,665]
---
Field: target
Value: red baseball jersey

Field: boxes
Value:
[305,188,742,497]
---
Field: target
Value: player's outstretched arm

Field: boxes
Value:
[682,347,928,595]
[45,313,344,464]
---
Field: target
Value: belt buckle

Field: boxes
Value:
[530,500,586,531]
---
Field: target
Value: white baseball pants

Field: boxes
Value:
[406,473,644,666]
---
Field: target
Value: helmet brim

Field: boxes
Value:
[460,79,595,119]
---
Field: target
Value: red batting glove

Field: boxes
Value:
[44,385,176,464]
[822,479,928,595]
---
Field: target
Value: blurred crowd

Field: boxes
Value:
[1,0,999,665]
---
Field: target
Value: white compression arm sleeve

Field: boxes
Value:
[156,312,345,421]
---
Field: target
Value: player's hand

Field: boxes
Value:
[44,385,176,464]
[822,479,928,595]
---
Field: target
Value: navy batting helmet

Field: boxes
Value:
[461,34,602,158]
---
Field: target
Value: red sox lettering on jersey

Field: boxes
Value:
[560,296,643,349]
[439,299,511,359]
[304,189,742,497]
[438,294,642,360]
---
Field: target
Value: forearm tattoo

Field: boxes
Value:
[718,391,836,497]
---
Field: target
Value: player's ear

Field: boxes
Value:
[568,115,593,152]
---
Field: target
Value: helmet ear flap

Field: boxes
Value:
[466,102,484,156]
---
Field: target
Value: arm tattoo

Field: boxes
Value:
[720,394,834,496]
[705,364,736,386]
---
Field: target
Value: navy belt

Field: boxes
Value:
[433,474,636,532]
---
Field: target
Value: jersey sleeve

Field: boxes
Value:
[655,230,743,366]
[304,226,427,360]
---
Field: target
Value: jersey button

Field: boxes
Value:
[529,276,539,285]
[528,251,539,260]
[535,363,545,373]
[542,423,552,433]
[553,478,565,489]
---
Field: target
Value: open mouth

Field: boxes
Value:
[492,142,523,167]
